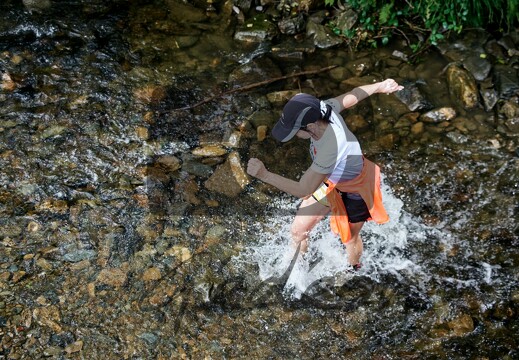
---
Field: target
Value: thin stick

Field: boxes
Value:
[173,65,338,111]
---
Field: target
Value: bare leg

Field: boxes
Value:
[344,221,364,266]
[291,197,330,253]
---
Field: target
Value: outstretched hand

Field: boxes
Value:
[377,79,404,94]
[247,158,268,180]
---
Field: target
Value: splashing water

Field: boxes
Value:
[236,179,432,299]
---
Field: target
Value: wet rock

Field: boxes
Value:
[341,75,378,88]
[139,332,158,345]
[378,133,398,150]
[136,126,149,140]
[166,0,207,23]
[481,88,498,111]
[420,107,457,123]
[266,90,300,106]
[335,7,358,35]
[33,306,62,332]
[12,271,26,283]
[446,131,468,144]
[451,116,478,133]
[493,65,519,99]
[229,56,282,87]
[43,347,63,357]
[463,53,492,81]
[165,246,191,262]
[175,177,201,205]
[133,85,167,105]
[65,340,83,354]
[345,57,373,77]
[505,117,519,134]
[446,64,479,110]
[394,81,433,111]
[234,14,279,42]
[249,110,276,128]
[306,21,342,49]
[142,267,161,281]
[278,14,305,35]
[345,114,369,133]
[257,125,268,141]
[63,249,96,263]
[156,155,181,172]
[22,0,51,13]
[447,314,474,336]
[96,267,128,288]
[271,39,315,61]
[206,225,227,241]
[181,159,213,178]
[192,145,227,157]
[204,152,250,197]
[328,66,351,82]
[411,121,424,135]
[1,73,16,91]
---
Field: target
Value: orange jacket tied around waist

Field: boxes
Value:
[325,158,389,243]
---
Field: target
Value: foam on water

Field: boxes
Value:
[237,178,431,299]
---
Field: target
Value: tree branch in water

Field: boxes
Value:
[173,65,338,111]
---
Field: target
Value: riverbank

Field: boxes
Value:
[0,0,518,358]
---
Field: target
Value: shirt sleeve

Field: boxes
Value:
[324,98,344,113]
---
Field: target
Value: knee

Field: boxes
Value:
[290,224,309,241]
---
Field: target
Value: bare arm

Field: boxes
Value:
[247,158,327,198]
[334,78,404,111]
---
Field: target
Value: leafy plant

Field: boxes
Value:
[324,0,518,52]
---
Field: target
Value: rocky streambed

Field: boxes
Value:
[0,0,518,358]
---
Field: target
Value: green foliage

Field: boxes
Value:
[325,0,518,51]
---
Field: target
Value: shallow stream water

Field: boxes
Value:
[0,0,518,359]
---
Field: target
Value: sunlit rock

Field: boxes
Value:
[165,246,192,262]
[204,152,250,197]
[411,121,424,135]
[420,107,456,123]
[22,0,51,13]
[33,305,62,332]
[446,64,479,110]
[133,85,166,105]
[256,125,267,141]
[142,267,161,281]
[266,90,300,106]
[1,73,16,92]
[192,145,227,157]
[97,267,128,288]
[64,340,83,354]
[447,314,474,336]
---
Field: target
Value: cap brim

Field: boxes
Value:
[271,117,298,142]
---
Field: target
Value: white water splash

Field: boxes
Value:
[237,179,430,299]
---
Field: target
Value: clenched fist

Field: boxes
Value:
[247,158,268,180]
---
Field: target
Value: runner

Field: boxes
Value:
[247,79,403,269]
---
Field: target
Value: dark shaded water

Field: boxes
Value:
[0,0,518,358]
